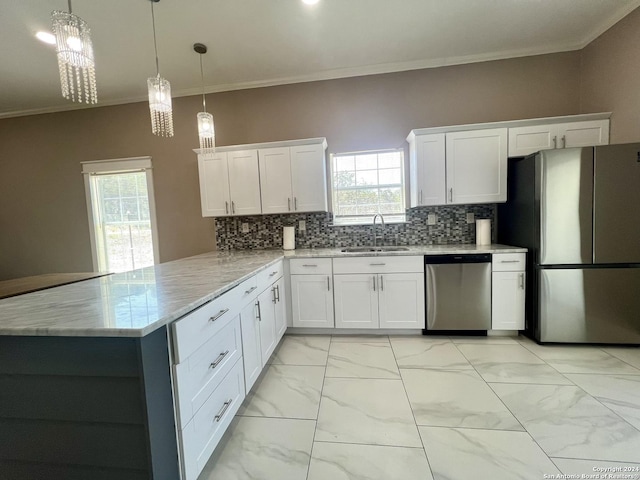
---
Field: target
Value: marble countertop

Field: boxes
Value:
[285,244,526,258]
[0,244,525,338]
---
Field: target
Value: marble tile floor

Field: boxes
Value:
[199,334,640,480]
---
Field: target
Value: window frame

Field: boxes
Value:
[330,148,406,226]
[81,157,160,273]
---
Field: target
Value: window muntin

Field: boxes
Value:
[331,149,405,225]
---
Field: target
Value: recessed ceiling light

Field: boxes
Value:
[302,0,320,5]
[35,31,56,45]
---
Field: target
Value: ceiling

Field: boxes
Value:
[2,0,639,119]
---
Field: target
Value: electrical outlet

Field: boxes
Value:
[427,213,437,225]
[241,223,249,233]
[299,220,306,231]
[466,212,475,224]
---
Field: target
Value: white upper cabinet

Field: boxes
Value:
[196,138,327,217]
[198,153,231,217]
[290,143,328,212]
[409,133,446,207]
[259,142,328,214]
[197,150,261,217]
[508,119,610,157]
[258,147,293,214]
[446,128,508,205]
[227,150,262,216]
[408,128,507,206]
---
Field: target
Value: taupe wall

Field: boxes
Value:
[580,7,640,143]
[0,49,598,281]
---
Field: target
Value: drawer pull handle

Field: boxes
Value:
[370,263,386,266]
[210,350,229,369]
[245,286,257,295]
[499,260,520,263]
[269,271,278,277]
[214,399,233,422]
[209,309,229,323]
[302,264,318,267]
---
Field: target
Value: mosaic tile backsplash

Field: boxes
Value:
[215,205,496,250]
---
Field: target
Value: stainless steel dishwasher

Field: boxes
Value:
[424,254,492,333]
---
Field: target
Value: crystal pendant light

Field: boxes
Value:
[147,0,173,137]
[194,43,215,156]
[51,0,97,104]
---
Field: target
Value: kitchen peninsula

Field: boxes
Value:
[0,245,525,480]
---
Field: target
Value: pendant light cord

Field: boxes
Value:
[68,0,73,13]
[151,1,160,76]
[200,55,207,112]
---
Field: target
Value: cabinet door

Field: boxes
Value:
[228,149,262,215]
[491,271,525,330]
[197,153,231,217]
[507,125,557,157]
[258,147,293,214]
[274,277,287,340]
[290,144,328,212]
[378,273,425,329]
[291,274,335,328]
[558,120,610,148]
[410,133,446,206]
[333,274,378,329]
[446,128,507,204]
[239,301,262,392]
[257,287,278,362]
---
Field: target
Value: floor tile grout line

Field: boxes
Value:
[548,455,640,464]
[305,340,330,480]
[452,338,560,468]
[389,335,437,480]
[312,438,427,449]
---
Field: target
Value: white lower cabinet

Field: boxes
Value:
[333,274,379,328]
[491,253,526,330]
[239,263,287,392]
[239,300,262,393]
[180,359,245,480]
[257,286,278,361]
[274,276,287,338]
[378,273,425,329]
[333,256,425,329]
[290,258,334,328]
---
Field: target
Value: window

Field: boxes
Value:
[331,149,405,225]
[82,157,159,273]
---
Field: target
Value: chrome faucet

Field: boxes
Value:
[372,214,386,247]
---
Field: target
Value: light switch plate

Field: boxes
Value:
[241,223,249,233]
[466,213,475,224]
[299,220,306,231]
[427,214,437,225]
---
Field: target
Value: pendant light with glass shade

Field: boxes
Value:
[51,0,97,104]
[194,43,215,156]
[147,0,173,137]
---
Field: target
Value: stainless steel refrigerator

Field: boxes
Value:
[498,143,640,344]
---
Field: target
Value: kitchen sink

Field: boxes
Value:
[340,246,410,253]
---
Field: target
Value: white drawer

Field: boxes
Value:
[172,289,239,364]
[333,256,423,274]
[236,275,259,306]
[173,315,243,428]
[180,358,245,480]
[492,253,526,272]
[257,260,283,291]
[289,258,333,275]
